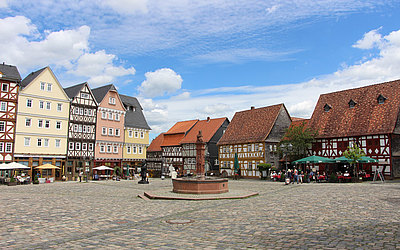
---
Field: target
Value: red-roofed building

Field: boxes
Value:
[146,133,164,176]
[308,79,400,178]
[160,119,198,175]
[180,117,229,174]
[218,104,291,178]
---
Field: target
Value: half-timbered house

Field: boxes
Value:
[14,67,70,180]
[218,104,291,178]
[180,117,229,175]
[119,94,151,175]
[161,119,198,175]
[92,84,126,171]
[146,133,164,177]
[308,79,400,178]
[64,82,97,180]
[0,63,21,163]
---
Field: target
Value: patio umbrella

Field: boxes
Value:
[7,162,30,169]
[93,166,114,171]
[233,153,239,174]
[36,164,60,169]
[358,156,378,163]
[292,155,335,164]
[334,156,353,163]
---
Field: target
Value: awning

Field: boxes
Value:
[36,164,60,169]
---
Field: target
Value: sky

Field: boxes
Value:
[1,0,400,140]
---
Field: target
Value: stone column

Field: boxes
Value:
[196,130,206,178]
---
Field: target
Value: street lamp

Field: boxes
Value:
[280,143,292,172]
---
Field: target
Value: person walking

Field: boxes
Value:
[79,171,83,182]
[293,168,299,184]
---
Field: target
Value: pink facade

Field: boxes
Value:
[93,87,126,167]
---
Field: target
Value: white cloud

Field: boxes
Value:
[172,91,191,100]
[139,68,183,98]
[201,103,233,116]
[266,5,280,14]
[102,0,148,14]
[0,0,7,8]
[353,27,383,49]
[70,50,136,86]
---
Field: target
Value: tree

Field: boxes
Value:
[278,121,318,162]
[343,144,365,179]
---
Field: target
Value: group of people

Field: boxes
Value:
[270,167,328,184]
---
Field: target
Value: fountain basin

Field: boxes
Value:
[172,177,228,194]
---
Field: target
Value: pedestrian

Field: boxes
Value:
[79,171,83,182]
[293,168,299,184]
[287,169,292,183]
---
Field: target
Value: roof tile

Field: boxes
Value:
[180,117,228,144]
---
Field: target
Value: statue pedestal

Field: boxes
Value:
[172,177,228,194]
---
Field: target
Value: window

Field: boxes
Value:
[45,120,50,128]
[108,112,113,120]
[109,128,113,136]
[79,108,83,115]
[39,101,44,109]
[81,93,89,99]
[140,132,144,138]
[84,109,88,115]
[69,142,74,150]
[0,102,6,111]
[115,113,120,121]
[1,83,9,92]
[87,126,91,133]
[26,99,32,108]
[83,125,86,133]
[47,83,52,92]
[82,143,87,151]
[349,99,356,108]
[0,121,5,132]
[102,127,107,135]
[25,118,32,127]
[113,145,118,153]
[0,142,3,152]
[78,125,82,132]
[46,102,51,110]
[133,146,137,154]
[134,131,138,138]
[109,97,116,104]
[139,146,143,154]
[115,129,120,136]
[37,138,42,147]
[75,142,81,151]
[55,139,61,148]
[24,137,30,146]
[128,130,133,138]
[127,146,131,154]
[88,143,93,151]
[44,139,49,147]
[73,124,78,132]
[40,82,45,90]
[107,145,112,153]
[377,94,387,104]
[324,104,331,112]
[101,111,107,119]
[38,119,43,128]
[57,103,62,111]
[56,121,61,129]
[100,145,105,153]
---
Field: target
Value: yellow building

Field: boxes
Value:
[119,94,150,174]
[14,67,70,180]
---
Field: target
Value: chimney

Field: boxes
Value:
[251,106,255,110]
[207,117,210,122]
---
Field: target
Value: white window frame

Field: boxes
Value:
[113,145,118,153]
[57,103,62,112]
[74,124,78,132]
[140,132,144,138]
[82,143,87,151]
[133,146,137,154]
[39,101,44,109]
[102,127,107,135]
[24,137,31,146]
[0,121,5,132]
[5,142,12,153]
[108,128,113,136]
[108,112,113,120]
[100,145,105,153]
[37,138,42,147]
[40,82,45,91]
[47,83,52,92]
[115,113,120,121]
[89,143,94,151]
[25,118,31,127]
[115,129,120,137]
[46,102,51,110]
[139,146,143,154]
[56,121,62,130]
[134,131,138,138]
[107,145,112,153]
[76,142,81,151]
[69,142,74,150]
[1,83,9,92]
[26,99,33,108]
[55,139,61,148]
[45,120,50,129]
[0,142,3,152]
[101,111,107,119]
[78,124,82,133]
[0,102,6,111]
[128,130,133,138]
[38,119,43,128]
[79,108,83,115]
[44,138,49,147]
[127,146,131,154]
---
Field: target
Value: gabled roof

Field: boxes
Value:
[147,133,164,152]
[308,79,400,138]
[64,82,86,99]
[289,118,309,129]
[218,104,285,145]
[91,84,117,103]
[20,67,46,88]
[120,94,151,130]
[180,117,228,144]
[161,133,186,147]
[0,63,21,82]
[166,119,198,134]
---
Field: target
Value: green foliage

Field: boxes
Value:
[278,121,318,162]
[10,176,16,182]
[33,176,39,184]
[343,144,365,178]
[257,163,271,172]
[114,166,122,176]
[329,173,338,183]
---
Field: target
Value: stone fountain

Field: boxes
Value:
[172,130,228,194]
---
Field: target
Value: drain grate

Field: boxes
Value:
[166,219,194,224]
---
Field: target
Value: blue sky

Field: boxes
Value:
[1,0,400,139]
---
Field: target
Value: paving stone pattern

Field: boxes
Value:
[1,179,399,249]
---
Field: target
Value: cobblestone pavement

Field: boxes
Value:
[1,179,399,249]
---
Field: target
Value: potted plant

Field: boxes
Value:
[257,163,271,180]
[33,176,39,184]
[7,176,17,186]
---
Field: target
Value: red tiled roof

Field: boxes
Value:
[166,119,198,134]
[147,133,164,152]
[180,117,228,144]
[290,119,309,129]
[308,79,400,138]
[161,133,186,147]
[291,117,307,122]
[218,104,285,145]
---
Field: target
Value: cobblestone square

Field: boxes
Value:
[1,179,399,249]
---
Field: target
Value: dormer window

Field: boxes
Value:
[129,106,136,112]
[377,94,387,104]
[348,99,357,108]
[324,104,331,112]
